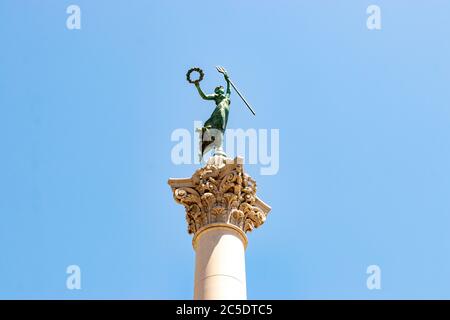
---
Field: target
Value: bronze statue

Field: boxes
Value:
[186,66,255,161]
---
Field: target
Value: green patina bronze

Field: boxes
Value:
[195,69,231,133]
[187,66,255,160]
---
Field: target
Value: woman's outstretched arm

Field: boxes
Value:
[225,74,231,98]
[195,82,215,100]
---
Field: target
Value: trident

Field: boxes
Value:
[216,66,256,116]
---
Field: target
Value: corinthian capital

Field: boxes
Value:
[168,156,271,235]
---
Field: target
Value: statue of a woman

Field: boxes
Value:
[194,68,231,160]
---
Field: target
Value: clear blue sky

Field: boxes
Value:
[1,0,450,299]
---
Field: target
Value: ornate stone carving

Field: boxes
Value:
[168,156,271,235]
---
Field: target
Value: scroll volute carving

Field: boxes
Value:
[168,157,271,235]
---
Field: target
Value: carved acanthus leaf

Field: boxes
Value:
[169,156,270,234]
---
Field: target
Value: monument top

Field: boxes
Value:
[168,155,271,237]
[187,66,255,161]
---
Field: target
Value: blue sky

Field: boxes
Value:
[1,0,450,299]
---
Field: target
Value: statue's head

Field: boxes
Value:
[215,86,225,95]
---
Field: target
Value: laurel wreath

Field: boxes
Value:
[186,67,204,84]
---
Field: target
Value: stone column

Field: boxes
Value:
[168,155,271,300]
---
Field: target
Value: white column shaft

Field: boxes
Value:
[193,224,247,300]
